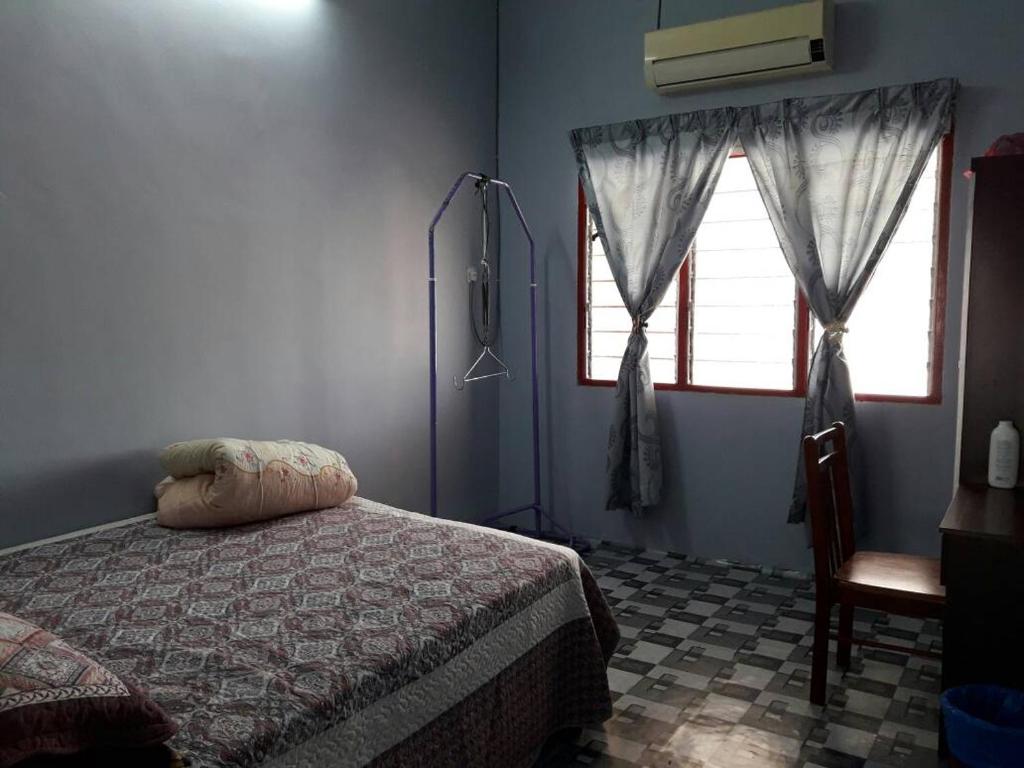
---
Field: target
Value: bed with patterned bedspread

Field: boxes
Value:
[0,498,618,767]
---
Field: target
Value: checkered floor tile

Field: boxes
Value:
[540,545,944,768]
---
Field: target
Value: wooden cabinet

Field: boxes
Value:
[940,485,1024,692]
[942,155,1024,696]
[956,155,1024,485]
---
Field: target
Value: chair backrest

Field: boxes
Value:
[802,422,857,597]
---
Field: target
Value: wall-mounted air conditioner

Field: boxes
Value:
[644,0,834,94]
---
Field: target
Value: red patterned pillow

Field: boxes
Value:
[0,612,177,767]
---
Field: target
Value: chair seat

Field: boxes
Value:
[836,551,945,605]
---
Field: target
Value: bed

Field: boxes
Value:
[0,498,617,767]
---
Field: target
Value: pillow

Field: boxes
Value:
[154,438,358,529]
[0,612,177,768]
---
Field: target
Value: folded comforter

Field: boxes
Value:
[155,439,357,528]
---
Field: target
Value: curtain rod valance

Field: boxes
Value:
[741,77,956,133]
[570,106,738,151]
[569,78,957,144]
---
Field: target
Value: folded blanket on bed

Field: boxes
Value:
[154,439,357,528]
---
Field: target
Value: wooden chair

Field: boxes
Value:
[803,422,945,706]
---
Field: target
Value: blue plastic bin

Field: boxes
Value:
[941,685,1024,767]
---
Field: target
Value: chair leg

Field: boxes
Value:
[810,597,830,706]
[837,603,853,670]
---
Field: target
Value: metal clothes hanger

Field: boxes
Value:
[453,345,513,390]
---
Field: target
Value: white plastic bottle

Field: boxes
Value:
[988,420,1020,489]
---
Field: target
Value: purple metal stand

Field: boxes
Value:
[428,171,576,546]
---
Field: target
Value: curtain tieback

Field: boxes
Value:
[631,317,649,334]
[823,320,849,341]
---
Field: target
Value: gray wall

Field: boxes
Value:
[497,0,1024,569]
[6,0,1023,565]
[0,0,498,548]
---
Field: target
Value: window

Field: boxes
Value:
[577,136,951,402]
[813,145,949,400]
[578,154,807,395]
[685,155,807,393]
[581,200,681,384]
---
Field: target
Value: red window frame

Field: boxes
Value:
[576,135,953,403]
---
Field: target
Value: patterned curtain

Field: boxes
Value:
[738,78,957,522]
[571,109,738,515]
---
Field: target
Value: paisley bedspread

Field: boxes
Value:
[0,498,617,767]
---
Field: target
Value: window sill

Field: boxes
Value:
[856,392,942,405]
[578,377,803,398]
[577,377,942,404]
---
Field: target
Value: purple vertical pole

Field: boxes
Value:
[530,255,542,535]
[428,172,473,517]
[428,249,438,518]
[501,185,542,532]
